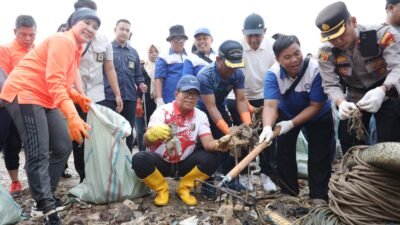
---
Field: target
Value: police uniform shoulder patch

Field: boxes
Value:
[380,32,395,48]
[336,55,347,64]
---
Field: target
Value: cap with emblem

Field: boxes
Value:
[176,75,200,92]
[243,13,265,35]
[218,40,245,68]
[386,0,400,8]
[315,1,350,42]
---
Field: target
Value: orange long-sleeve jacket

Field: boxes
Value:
[0,30,82,109]
[0,39,33,75]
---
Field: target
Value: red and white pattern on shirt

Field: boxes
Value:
[147,102,211,163]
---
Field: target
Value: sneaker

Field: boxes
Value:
[260,173,277,193]
[31,198,65,218]
[9,181,22,197]
[43,210,61,225]
[239,174,254,191]
[61,168,72,178]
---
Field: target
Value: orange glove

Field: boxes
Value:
[240,111,252,125]
[59,99,90,144]
[216,119,230,135]
[68,88,92,113]
[136,98,144,117]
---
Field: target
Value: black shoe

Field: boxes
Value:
[61,168,72,178]
[43,211,61,225]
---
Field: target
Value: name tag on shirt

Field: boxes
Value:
[128,60,135,69]
[96,52,105,62]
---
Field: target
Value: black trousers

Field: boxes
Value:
[277,110,333,200]
[6,99,71,212]
[226,98,277,177]
[204,105,237,175]
[102,100,137,151]
[132,147,220,179]
[339,98,400,154]
[0,108,22,170]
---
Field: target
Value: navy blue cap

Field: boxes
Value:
[243,13,265,35]
[176,75,200,92]
[218,40,245,68]
[194,28,211,38]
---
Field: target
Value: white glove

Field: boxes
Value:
[338,101,357,120]
[356,87,386,113]
[276,120,294,135]
[259,126,273,143]
[155,98,164,108]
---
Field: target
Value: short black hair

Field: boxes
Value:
[15,15,36,29]
[74,0,97,10]
[115,19,131,27]
[272,34,300,57]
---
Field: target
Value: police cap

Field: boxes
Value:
[315,1,350,42]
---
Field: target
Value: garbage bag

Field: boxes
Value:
[0,184,22,224]
[69,103,149,204]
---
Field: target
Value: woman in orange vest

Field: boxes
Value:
[0,8,100,225]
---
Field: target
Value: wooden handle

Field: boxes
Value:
[225,127,281,180]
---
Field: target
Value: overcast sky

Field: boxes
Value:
[0,0,385,58]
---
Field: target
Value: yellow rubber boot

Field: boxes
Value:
[142,168,169,206]
[177,166,209,206]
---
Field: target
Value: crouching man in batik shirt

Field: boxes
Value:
[132,75,231,206]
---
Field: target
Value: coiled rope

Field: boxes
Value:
[296,143,400,225]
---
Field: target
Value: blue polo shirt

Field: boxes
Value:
[154,49,188,103]
[104,40,144,101]
[182,50,217,76]
[264,59,330,121]
[197,62,245,111]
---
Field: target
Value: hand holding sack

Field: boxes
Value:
[68,88,92,113]
[145,124,172,142]
[59,99,90,144]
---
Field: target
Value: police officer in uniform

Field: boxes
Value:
[315,1,400,154]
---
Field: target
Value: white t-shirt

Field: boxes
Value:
[227,36,276,100]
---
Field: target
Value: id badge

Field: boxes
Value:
[96,52,104,62]
[128,60,135,69]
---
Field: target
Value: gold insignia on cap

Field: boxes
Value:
[322,24,330,31]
